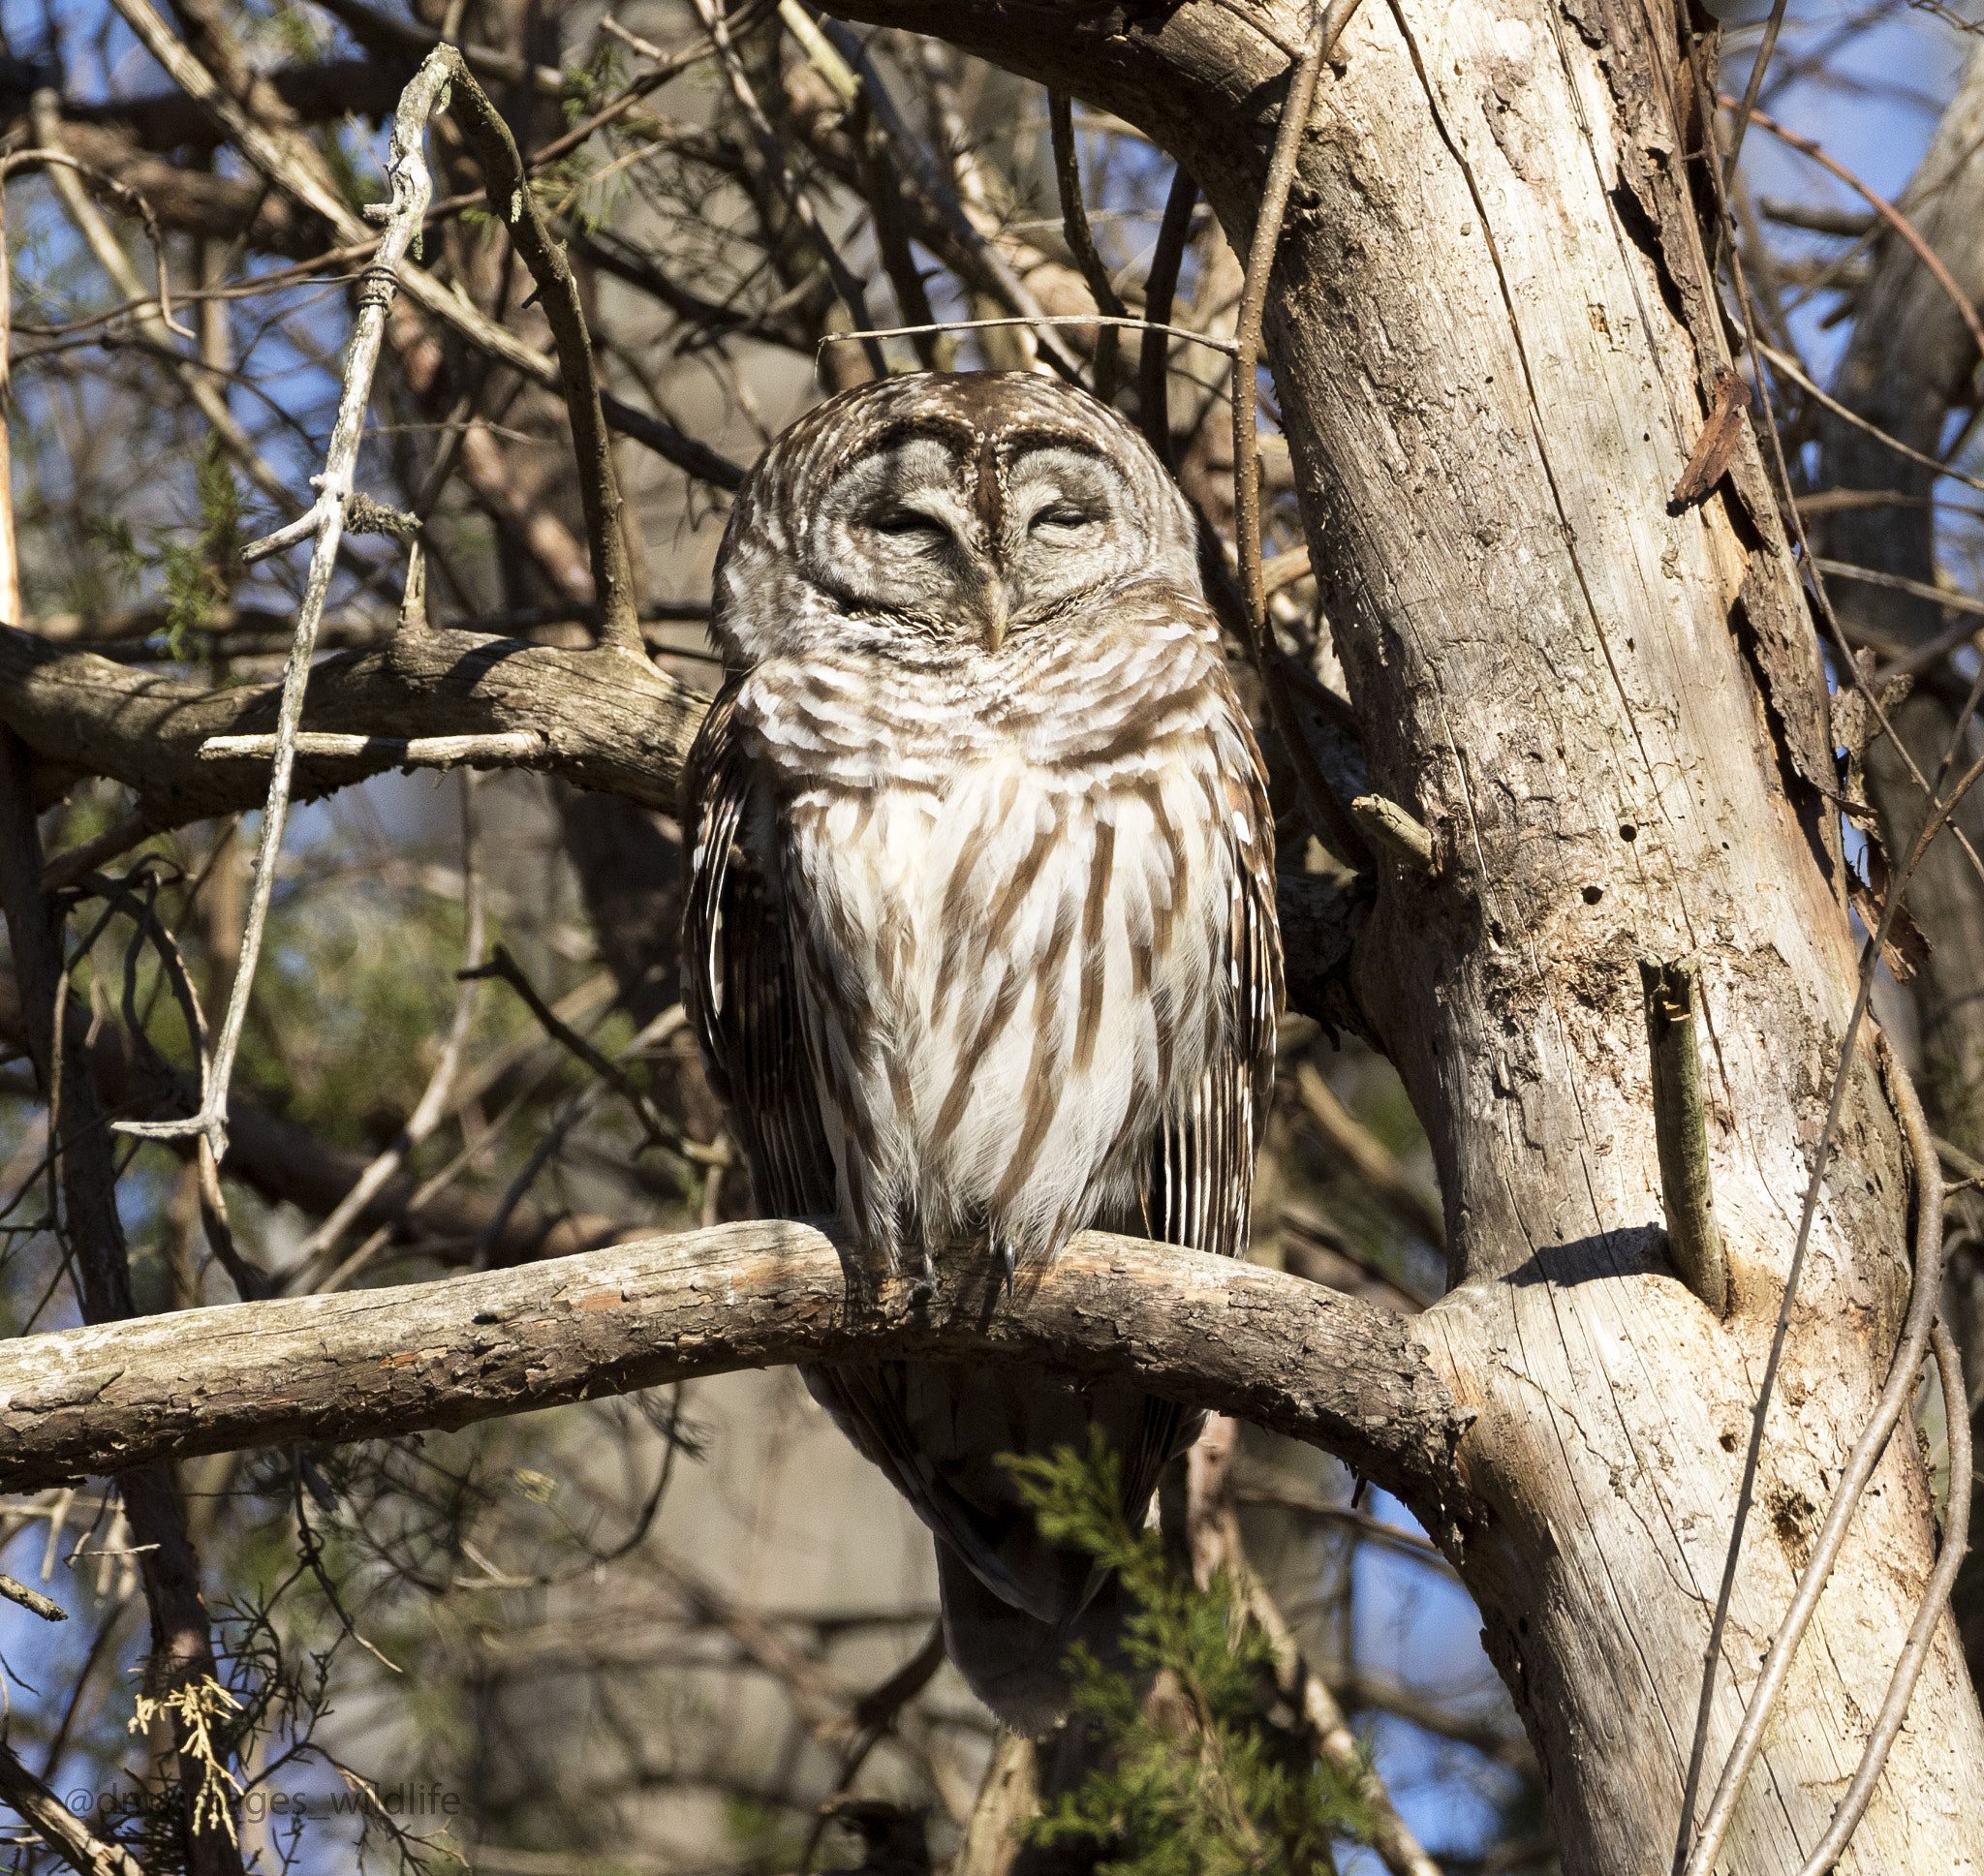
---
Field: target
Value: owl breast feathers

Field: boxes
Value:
[683,371,1283,1732]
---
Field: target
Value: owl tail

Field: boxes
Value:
[802,1361,1198,1734]
[935,1541,1131,1737]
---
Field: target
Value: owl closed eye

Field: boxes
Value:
[710,373,1201,661]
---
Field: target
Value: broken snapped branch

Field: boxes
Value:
[1639,956,1729,1315]
[0,1221,1480,1542]
[1349,795,1435,875]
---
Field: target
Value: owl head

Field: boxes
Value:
[709,372,1201,666]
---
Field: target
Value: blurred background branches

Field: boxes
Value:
[2,0,1978,1868]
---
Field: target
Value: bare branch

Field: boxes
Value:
[1293,1062,1444,1253]
[113,48,457,1169]
[104,0,742,487]
[0,622,702,828]
[1729,96,1984,359]
[1228,0,1371,872]
[429,49,647,655]
[1048,90,1127,400]
[0,1738,146,1876]
[1139,164,1199,467]
[0,1222,1478,1533]
[1682,1037,1948,1876]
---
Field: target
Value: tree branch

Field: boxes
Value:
[0,969,636,1271]
[0,622,702,828]
[0,1738,146,1876]
[429,47,645,655]
[104,0,740,487]
[0,1221,1478,1539]
[0,623,1362,1022]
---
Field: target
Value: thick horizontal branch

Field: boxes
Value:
[0,1220,1478,1539]
[0,621,700,827]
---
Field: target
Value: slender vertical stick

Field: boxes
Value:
[1048,90,1128,402]
[1139,165,1198,468]
[0,151,19,628]
[1229,0,1372,870]
[117,53,457,1165]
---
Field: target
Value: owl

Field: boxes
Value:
[683,371,1283,1732]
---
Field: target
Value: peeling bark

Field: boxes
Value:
[1818,44,1984,1694]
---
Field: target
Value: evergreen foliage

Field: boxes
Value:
[1005,1436,1375,1874]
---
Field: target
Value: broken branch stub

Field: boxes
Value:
[1638,956,1729,1315]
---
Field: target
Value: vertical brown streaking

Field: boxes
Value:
[930,960,1030,1148]
[1073,816,1117,1073]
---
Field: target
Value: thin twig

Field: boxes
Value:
[106,0,742,489]
[40,813,154,894]
[821,314,1235,359]
[460,947,708,1160]
[1293,1061,1445,1252]
[0,1737,146,1876]
[1719,0,1791,196]
[812,15,1085,379]
[694,0,884,380]
[1680,1033,1948,1876]
[1049,91,1129,402]
[1230,0,1373,871]
[111,51,457,1168]
[1725,96,1984,357]
[1788,1317,1970,1876]
[0,1571,66,1619]
[19,104,295,512]
[1756,341,1984,497]
[1814,557,1984,626]
[428,50,648,656]
[284,765,487,1289]
[534,10,737,167]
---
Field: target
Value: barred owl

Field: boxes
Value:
[683,372,1283,1732]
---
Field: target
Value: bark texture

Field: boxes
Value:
[1817,46,1984,1687]
[819,1,1983,1868]
[0,1221,1472,1519]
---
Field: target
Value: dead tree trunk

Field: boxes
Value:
[835,0,1984,1868]
[1817,46,1984,1686]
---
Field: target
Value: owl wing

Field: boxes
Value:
[682,675,838,1219]
[1148,671,1285,1262]
[1124,680,1286,1511]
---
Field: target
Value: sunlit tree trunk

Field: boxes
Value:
[841,1,1984,1867]
[1819,46,1984,1688]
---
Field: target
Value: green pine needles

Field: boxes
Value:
[1003,1435,1376,1875]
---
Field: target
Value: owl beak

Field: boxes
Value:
[979,578,1010,655]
